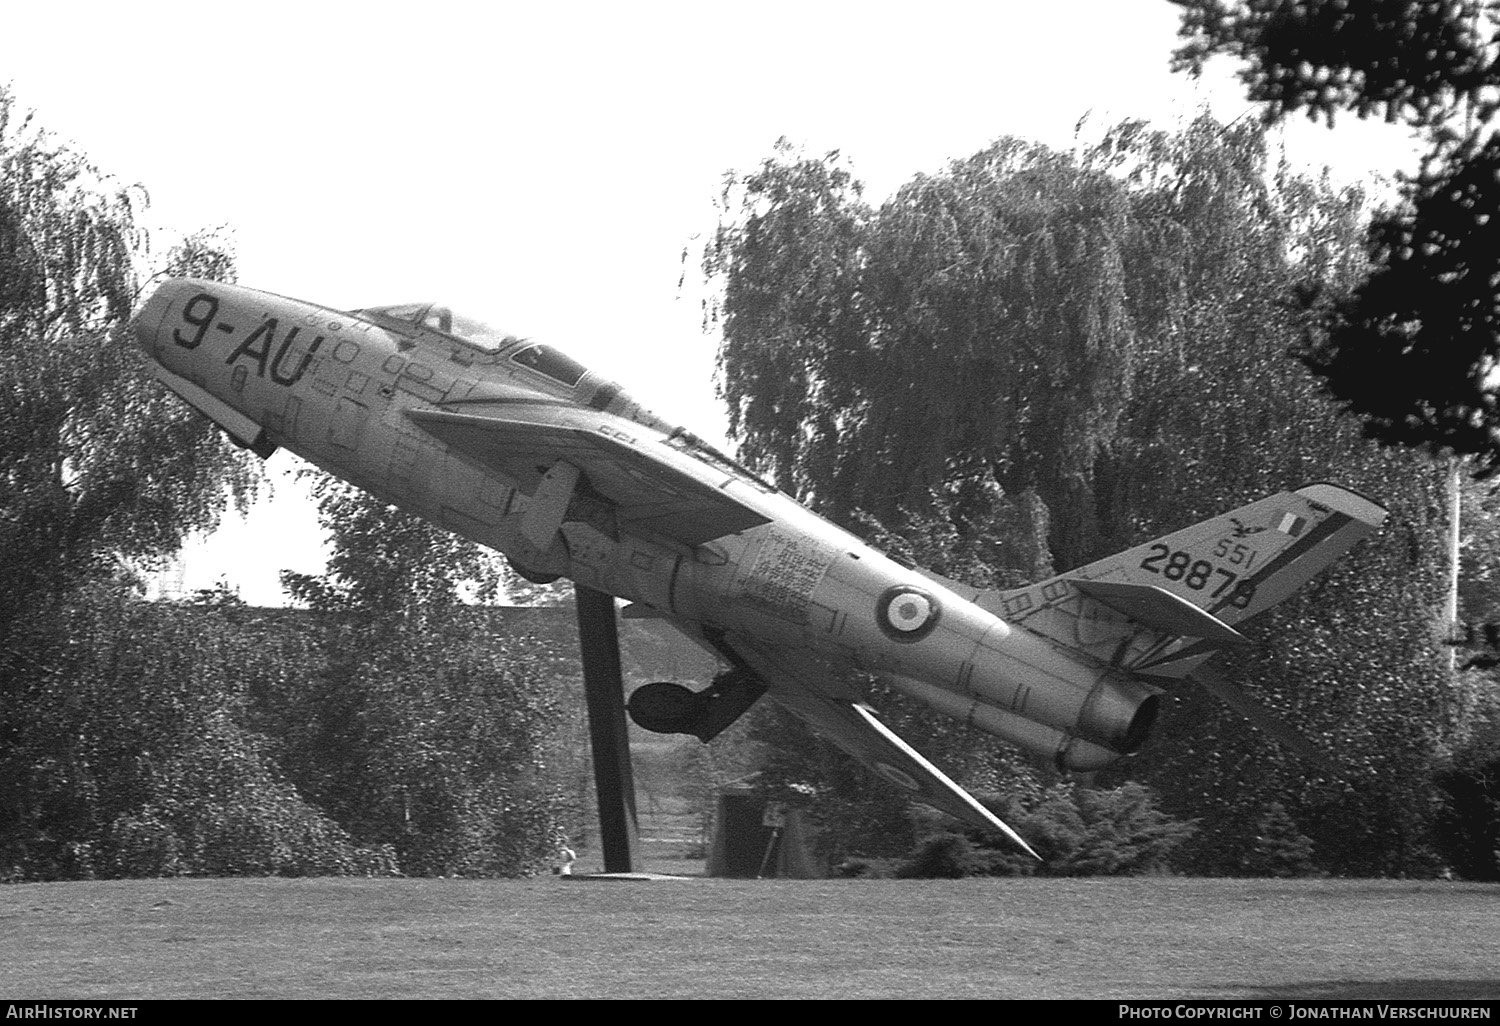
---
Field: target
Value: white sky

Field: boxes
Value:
[6,0,1426,604]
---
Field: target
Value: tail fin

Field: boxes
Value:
[975,483,1387,678]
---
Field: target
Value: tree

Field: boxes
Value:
[0,88,258,628]
[1431,714,1500,879]
[1171,1,1500,475]
[897,783,1198,878]
[1171,0,1500,879]
[1171,0,1497,127]
[0,590,390,881]
[1243,801,1320,876]
[0,86,267,878]
[983,782,1199,877]
[703,117,1452,874]
[281,474,502,618]
[279,478,566,876]
[706,135,1155,568]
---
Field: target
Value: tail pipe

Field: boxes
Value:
[1078,678,1160,754]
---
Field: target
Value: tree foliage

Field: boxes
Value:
[705,118,1379,568]
[1242,801,1320,876]
[987,782,1199,877]
[0,87,258,629]
[0,592,388,880]
[1173,1,1500,476]
[1431,726,1500,880]
[281,475,502,617]
[896,783,1198,878]
[1170,0,1500,878]
[704,117,1453,875]
[1172,0,1498,128]
[278,479,566,876]
[1303,130,1500,470]
[0,88,564,880]
[0,85,278,879]
[707,136,1152,566]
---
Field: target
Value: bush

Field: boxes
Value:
[1241,802,1319,877]
[896,833,983,878]
[109,814,182,877]
[1431,720,1500,880]
[970,782,1198,877]
[131,711,386,878]
[1,591,564,880]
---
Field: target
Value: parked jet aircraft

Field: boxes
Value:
[133,279,1387,858]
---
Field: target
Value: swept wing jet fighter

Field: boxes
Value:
[133,279,1387,859]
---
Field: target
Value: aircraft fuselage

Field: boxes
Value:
[134,279,1154,777]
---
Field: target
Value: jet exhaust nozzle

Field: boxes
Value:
[1077,677,1160,754]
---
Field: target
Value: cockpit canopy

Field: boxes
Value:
[354,302,589,387]
[356,302,517,352]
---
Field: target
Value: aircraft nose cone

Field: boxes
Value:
[132,282,171,354]
[131,280,179,355]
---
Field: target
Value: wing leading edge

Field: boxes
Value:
[407,406,772,547]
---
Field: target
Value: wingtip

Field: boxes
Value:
[1295,483,1388,529]
[983,808,1042,861]
[842,705,1043,860]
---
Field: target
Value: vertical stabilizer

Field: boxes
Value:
[973,484,1387,677]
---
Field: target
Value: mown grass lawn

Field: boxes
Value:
[1,875,1496,999]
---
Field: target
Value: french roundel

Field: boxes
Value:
[877,586,940,642]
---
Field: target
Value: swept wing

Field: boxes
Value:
[407,404,772,548]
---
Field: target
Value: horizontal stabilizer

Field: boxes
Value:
[1069,580,1249,646]
[1190,666,1341,775]
[980,483,1387,677]
[1295,483,1387,529]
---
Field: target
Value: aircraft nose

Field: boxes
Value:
[131,279,181,356]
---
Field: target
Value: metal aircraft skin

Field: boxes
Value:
[133,279,1388,857]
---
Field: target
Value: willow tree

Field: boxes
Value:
[709,137,1150,570]
[0,86,269,878]
[706,142,873,513]
[0,88,257,624]
[705,117,1452,873]
[706,119,1380,569]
